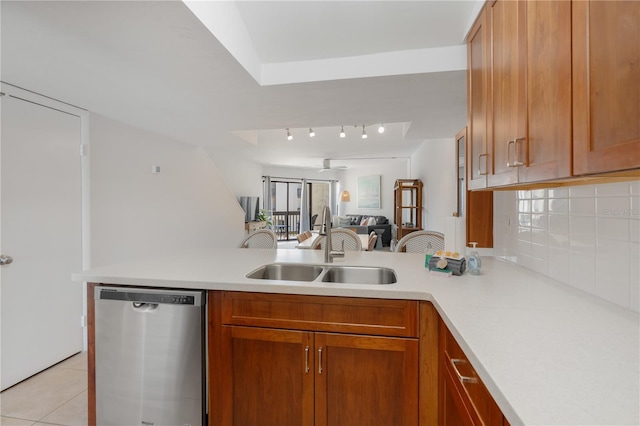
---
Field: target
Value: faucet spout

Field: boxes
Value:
[320,206,332,262]
[319,205,344,263]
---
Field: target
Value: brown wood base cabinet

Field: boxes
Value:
[208,291,437,426]
[439,319,508,426]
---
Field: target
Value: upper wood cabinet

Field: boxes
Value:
[468,0,637,189]
[572,1,640,175]
[466,6,490,190]
[486,0,572,187]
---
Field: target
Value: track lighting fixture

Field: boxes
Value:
[309,128,315,137]
[361,125,368,139]
[286,128,293,140]
[378,124,385,134]
[339,126,346,138]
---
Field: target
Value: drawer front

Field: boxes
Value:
[221,291,419,337]
[441,323,503,425]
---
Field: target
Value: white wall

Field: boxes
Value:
[90,114,245,266]
[340,159,410,220]
[206,147,263,198]
[411,138,458,233]
[493,180,640,312]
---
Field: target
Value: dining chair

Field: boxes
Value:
[238,229,278,249]
[311,228,362,251]
[297,230,312,243]
[367,232,378,251]
[394,230,444,253]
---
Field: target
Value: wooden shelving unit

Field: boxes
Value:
[394,179,423,240]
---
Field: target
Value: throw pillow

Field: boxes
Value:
[367,217,377,226]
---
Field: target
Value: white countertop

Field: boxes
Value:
[74,248,640,425]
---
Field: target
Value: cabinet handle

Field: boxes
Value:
[507,138,525,167]
[318,347,323,374]
[478,153,488,176]
[305,346,310,373]
[451,358,479,384]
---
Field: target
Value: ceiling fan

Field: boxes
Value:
[318,159,347,172]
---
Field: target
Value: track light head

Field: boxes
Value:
[309,128,315,137]
[361,125,368,139]
[339,126,346,138]
[378,124,385,134]
[286,128,293,140]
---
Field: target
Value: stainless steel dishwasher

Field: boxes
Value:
[94,286,206,426]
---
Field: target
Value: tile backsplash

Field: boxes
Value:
[493,180,640,312]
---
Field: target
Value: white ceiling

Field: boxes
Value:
[0,1,481,170]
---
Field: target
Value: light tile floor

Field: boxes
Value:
[0,352,87,426]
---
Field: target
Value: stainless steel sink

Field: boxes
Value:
[246,263,397,285]
[246,263,324,282]
[321,266,397,285]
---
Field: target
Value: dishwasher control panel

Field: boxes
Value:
[97,287,201,306]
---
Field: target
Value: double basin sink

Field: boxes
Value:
[246,263,397,285]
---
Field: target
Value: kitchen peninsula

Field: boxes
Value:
[75,248,639,425]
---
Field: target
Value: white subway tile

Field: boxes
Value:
[531,256,549,276]
[531,241,548,260]
[569,253,596,293]
[518,190,531,199]
[570,185,596,198]
[570,197,596,216]
[549,198,569,214]
[596,237,630,261]
[531,189,547,199]
[518,199,531,213]
[630,243,640,313]
[631,220,640,243]
[549,214,570,234]
[595,181,631,197]
[531,199,546,213]
[548,187,569,198]
[519,213,532,227]
[597,196,631,218]
[531,228,548,246]
[518,226,532,242]
[595,257,630,308]
[531,214,548,230]
[631,197,640,219]
[570,216,596,236]
[518,253,533,270]
[596,217,630,241]
[630,180,640,196]
[570,234,597,255]
[548,247,570,284]
[548,232,570,249]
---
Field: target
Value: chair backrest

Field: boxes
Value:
[297,230,313,243]
[394,231,445,253]
[238,229,278,249]
[310,229,362,251]
[367,233,378,251]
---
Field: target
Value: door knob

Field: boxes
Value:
[0,255,13,265]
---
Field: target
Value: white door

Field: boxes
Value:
[0,89,83,390]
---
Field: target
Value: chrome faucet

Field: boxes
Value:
[319,205,344,263]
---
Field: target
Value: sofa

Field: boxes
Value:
[343,215,392,247]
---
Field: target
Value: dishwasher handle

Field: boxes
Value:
[132,302,159,311]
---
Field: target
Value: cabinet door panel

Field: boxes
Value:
[467,7,490,190]
[488,0,524,187]
[315,333,419,426]
[573,0,640,175]
[229,326,314,426]
[519,0,572,182]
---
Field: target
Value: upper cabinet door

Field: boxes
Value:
[518,0,572,183]
[467,5,490,190]
[572,1,640,175]
[487,0,525,187]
